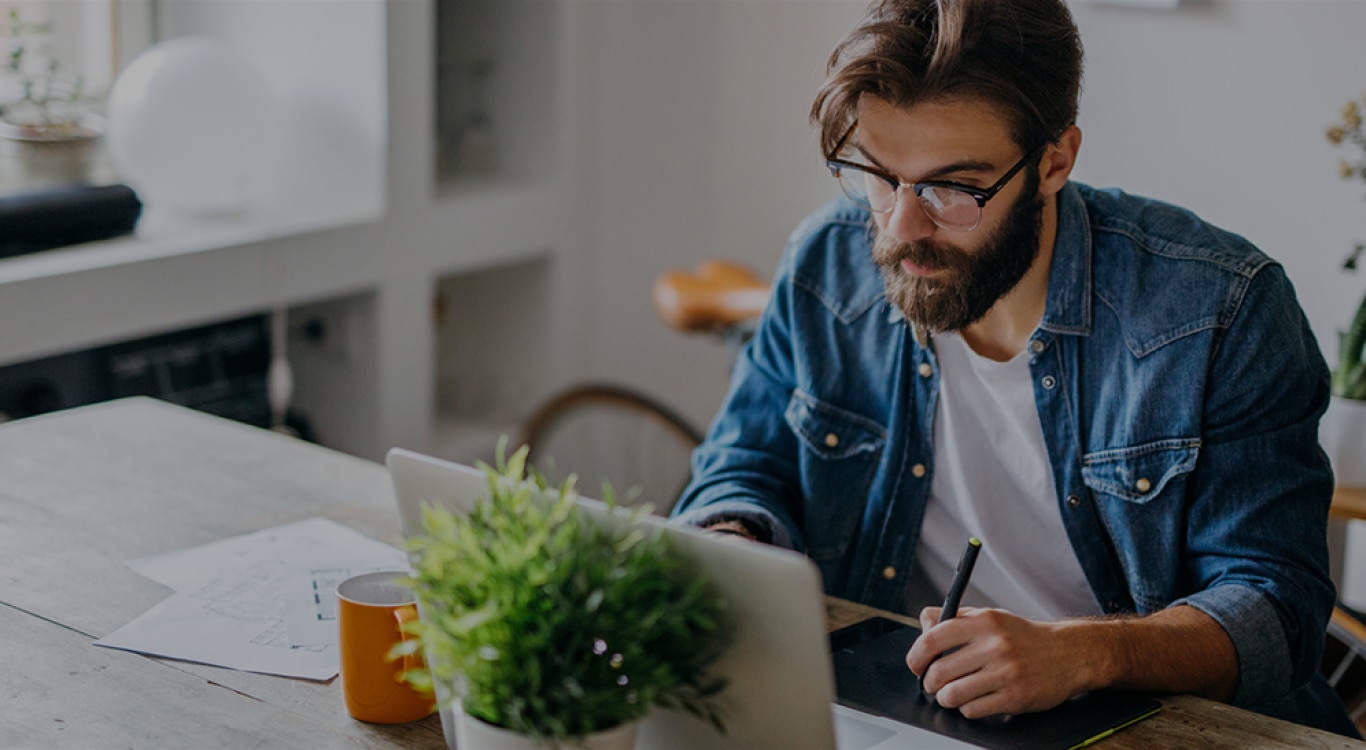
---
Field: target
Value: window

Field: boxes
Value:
[1,0,155,100]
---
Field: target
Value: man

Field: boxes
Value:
[670,0,1358,736]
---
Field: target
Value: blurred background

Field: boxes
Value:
[2,0,1366,589]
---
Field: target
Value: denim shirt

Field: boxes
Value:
[672,182,1353,733]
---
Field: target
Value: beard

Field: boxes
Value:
[872,169,1044,333]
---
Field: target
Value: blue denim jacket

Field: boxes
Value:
[673,182,1354,733]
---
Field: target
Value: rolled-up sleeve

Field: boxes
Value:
[1173,584,1293,706]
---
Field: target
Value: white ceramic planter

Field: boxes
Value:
[1322,396,1366,611]
[452,703,639,750]
[1321,396,1366,487]
[0,115,106,190]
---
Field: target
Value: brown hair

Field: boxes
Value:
[811,0,1083,156]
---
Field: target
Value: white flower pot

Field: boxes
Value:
[1323,397,1366,611]
[1321,396,1366,487]
[452,703,639,750]
[0,115,106,191]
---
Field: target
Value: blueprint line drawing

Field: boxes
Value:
[94,517,406,679]
[309,567,353,622]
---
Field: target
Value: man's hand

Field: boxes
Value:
[907,607,1106,718]
[906,603,1238,720]
[702,520,758,541]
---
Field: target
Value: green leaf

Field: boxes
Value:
[396,436,732,741]
[388,638,422,659]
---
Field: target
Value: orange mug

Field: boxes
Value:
[336,571,436,724]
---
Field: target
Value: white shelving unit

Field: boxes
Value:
[0,0,851,465]
[0,0,577,462]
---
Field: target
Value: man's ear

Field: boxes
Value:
[1038,125,1081,198]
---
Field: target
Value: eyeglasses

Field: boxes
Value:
[824,123,1049,232]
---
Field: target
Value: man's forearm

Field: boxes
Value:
[1078,604,1238,702]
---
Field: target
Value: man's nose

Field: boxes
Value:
[882,191,937,244]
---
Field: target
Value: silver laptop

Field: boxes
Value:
[386,448,973,749]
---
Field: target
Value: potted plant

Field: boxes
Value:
[1323,97,1366,485]
[395,444,730,749]
[0,9,105,188]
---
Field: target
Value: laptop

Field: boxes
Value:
[386,448,1154,749]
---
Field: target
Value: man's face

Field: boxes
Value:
[854,97,1047,332]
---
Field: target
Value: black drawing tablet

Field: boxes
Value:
[830,617,1162,750]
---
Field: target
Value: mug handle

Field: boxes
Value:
[390,604,424,683]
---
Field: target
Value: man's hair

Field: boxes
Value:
[811,0,1084,156]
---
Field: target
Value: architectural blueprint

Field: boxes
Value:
[94,517,407,680]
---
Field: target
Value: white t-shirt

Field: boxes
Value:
[912,331,1102,621]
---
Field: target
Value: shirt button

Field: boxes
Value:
[1066,494,1082,508]
[1041,375,1057,390]
[1136,477,1152,493]
[824,433,839,448]
[883,566,897,580]
[1029,339,1045,354]
[918,363,933,378]
[912,463,927,478]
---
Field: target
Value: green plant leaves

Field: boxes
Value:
[397,442,730,746]
[1337,292,1366,400]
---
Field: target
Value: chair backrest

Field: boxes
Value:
[517,384,703,517]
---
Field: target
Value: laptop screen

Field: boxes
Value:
[386,448,840,750]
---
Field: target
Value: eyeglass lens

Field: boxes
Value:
[835,168,982,231]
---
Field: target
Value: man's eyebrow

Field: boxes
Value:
[854,144,996,182]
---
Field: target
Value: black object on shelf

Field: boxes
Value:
[101,315,273,427]
[0,313,314,442]
[0,183,143,259]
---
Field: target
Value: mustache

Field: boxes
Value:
[872,233,971,272]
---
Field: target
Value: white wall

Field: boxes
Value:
[573,1,857,430]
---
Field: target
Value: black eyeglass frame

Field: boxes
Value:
[824,122,1052,227]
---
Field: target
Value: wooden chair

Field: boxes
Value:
[1324,488,1366,735]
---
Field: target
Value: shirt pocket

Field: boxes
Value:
[784,388,886,561]
[1081,439,1200,612]
[1081,438,1200,503]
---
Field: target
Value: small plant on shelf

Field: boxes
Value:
[395,442,730,748]
[0,9,91,136]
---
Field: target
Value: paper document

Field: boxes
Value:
[128,516,404,592]
[95,517,408,680]
[282,555,411,647]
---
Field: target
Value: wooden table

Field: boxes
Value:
[1,398,1360,749]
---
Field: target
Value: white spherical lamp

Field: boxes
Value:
[106,37,281,216]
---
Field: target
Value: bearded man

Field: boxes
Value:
[671,0,1358,737]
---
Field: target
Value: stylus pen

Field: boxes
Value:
[920,536,982,697]
[940,536,982,621]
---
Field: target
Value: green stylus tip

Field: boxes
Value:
[969,537,981,546]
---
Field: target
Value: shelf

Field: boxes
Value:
[1334,486,1366,521]
[0,0,576,464]
[434,0,558,187]
[433,255,553,428]
[0,200,384,366]
[0,0,391,369]
[432,415,517,467]
[0,201,383,288]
